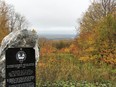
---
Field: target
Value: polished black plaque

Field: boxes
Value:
[5,48,35,87]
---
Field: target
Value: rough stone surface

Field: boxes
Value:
[0,29,39,86]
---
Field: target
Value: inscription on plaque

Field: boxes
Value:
[5,48,35,87]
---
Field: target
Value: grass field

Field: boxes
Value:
[36,53,116,87]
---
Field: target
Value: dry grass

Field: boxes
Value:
[36,53,116,86]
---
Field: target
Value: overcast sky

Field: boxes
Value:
[5,0,91,35]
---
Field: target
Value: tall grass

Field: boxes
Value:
[36,53,116,87]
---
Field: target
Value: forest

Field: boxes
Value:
[0,0,116,87]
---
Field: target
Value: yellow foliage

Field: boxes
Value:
[85,47,95,52]
[0,29,9,43]
[79,56,90,62]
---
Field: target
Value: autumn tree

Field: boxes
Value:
[95,15,116,64]
[8,8,28,32]
[79,0,116,33]
[0,1,9,43]
[0,0,29,43]
[75,0,116,64]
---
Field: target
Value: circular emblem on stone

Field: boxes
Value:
[16,51,26,63]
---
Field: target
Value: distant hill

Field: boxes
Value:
[38,34,77,40]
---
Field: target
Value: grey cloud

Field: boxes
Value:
[6,0,90,34]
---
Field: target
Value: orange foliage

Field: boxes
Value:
[38,62,46,68]
[0,29,9,43]
[40,45,57,56]
[60,48,70,53]
[69,44,79,55]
